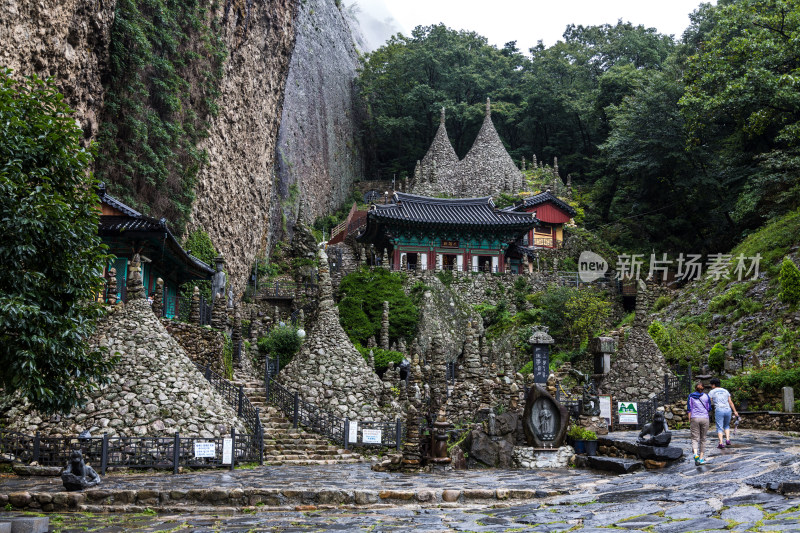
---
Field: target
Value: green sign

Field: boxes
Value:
[617,402,638,424]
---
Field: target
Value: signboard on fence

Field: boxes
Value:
[194,441,216,458]
[599,395,612,425]
[617,402,639,424]
[222,438,233,465]
[362,429,382,444]
[348,421,359,444]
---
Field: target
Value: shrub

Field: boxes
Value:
[648,320,708,369]
[567,426,597,440]
[708,283,762,318]
[724,363,800,405]
[779,257,800,305]
[258,326,303,367]
[708,342,725,372]
[652,295,671,312]
[354,343,404,372]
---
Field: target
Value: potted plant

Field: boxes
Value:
[567,426,598,455]
[567,425,586,454]
[583,429,598,456]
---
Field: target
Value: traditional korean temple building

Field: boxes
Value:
[357,192,538,273]
[98,184,214,316]
[508,190,577,249]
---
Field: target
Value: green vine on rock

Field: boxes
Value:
[97,0,227,234]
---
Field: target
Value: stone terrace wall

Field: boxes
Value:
[2,298,246,438]
[600,327,672,402]
[161,319,225,377]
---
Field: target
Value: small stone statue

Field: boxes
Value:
[227,288,234,309]
[637,411,672,447]
[211,255,226,299]
[61,450,101,491]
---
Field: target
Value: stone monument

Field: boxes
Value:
[61,450,101,491]
[522,385,568,448]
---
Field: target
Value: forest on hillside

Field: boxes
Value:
[357,0,800,255]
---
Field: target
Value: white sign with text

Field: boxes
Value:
[362,428,382,444]
[222,438,233,465]
[194,441,215,458]
[348,421,359,444]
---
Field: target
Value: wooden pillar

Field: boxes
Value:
[393,247,401,270]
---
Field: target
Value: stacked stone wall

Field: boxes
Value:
[161,319,226,377]
[2,298,246,438]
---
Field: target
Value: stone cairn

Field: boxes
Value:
[126,253,145,300]
[106,267,117,304]
[211,292,226,330]
[189,286,200,324]
[380,301,390,350]
[249,309,259,343]
[151,277,164,317]
[402,353,424,470]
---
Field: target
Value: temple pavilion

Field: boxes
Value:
[98,183,213,316]
[508,190,577,249]
[357,192,538,273]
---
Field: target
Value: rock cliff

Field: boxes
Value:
[0,0,114,146]
[270,0,365,244]
[189,0,298,295]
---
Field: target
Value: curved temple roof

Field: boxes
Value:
[359,192,538,241]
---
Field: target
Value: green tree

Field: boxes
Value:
[563,289,612,345]
[708,342,725,372]
[0,71,116,414]
[779,256,800,305]
[681,0,800,229]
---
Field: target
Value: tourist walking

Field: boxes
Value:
[687,382,711,465]
[708,378,739,448]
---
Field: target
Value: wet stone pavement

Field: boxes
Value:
[1,429,798,532]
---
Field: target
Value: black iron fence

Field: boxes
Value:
[611,367,692,430]
[263,356,401,450]
[193,362,261,443]
[0,430,260,474]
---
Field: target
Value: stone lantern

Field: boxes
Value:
[589,336,616,375]
[528,325,554,385]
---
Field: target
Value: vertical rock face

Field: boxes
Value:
[271,0,365,241]
[0,0,114,146]
[190,0,298,295]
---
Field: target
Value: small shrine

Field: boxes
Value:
[97,183,213,316]
[357,192,538,272]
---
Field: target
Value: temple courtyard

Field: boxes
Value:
[1,429,798,532]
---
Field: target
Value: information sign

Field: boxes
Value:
[194,441,215,458]
[617,402,639,424]
[362,429,382,444]
[599,395,612,426]
[222,438,233,465]
[348,421,359,444]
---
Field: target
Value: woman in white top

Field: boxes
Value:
[708,377,739,448]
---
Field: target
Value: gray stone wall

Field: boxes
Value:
[2,298,246,438]
[161,319,226,377]
[599,326,672,401]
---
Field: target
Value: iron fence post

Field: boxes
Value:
[173,433,180,474]
[265,361,271,405]
[344,418,349,450]
[101,433,109,476]
[205,364,211,380]
[33,432,40,464]
[664,374,670,403]
[238,386,244,417]
[293,392,299,429]
[230,428,236,471]
[395,420,402,451]
[256,407,263,466]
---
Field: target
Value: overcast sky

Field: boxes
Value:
[345,0,716,53]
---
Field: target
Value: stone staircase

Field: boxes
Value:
[233,373,363,465]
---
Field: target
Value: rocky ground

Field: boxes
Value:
[0,429,798,531]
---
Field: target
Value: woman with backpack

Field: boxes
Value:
[687,382,711,465]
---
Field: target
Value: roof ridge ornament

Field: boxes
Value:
[485,97,491,117]
[440,107,446,125]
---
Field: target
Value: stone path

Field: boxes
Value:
[1,429,797,531]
